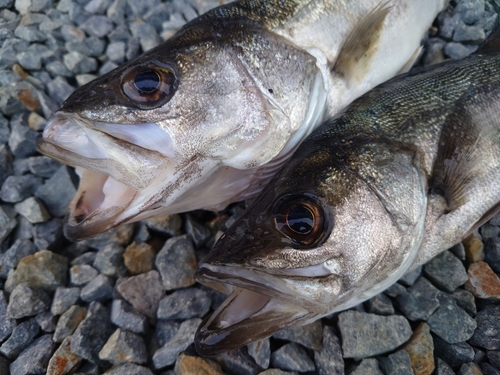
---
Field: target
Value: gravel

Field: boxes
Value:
[1,1,500,374]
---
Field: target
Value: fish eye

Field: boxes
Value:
[122,66,178,109]
[273,195,328,247]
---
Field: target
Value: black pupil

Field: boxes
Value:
[134,69,160,93]
[287,205,314,234]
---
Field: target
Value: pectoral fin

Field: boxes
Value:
[332,1,392,84]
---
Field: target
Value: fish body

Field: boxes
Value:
[37,0,447,240]
[194,28,500,355]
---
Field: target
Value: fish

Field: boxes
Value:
[194,26,500,355]
[36,0,447,240]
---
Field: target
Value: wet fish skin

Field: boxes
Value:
[37,0,447,240]
[195,27,500,355]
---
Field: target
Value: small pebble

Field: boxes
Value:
[0,318,39,359]
[111,299,148,334]
[403,322,435,375]
[7,283,51,319]
[80,274,114,302]
[248,338,270,370]
[466,261,500,299]
[271,342,315,373]
[116,270,164,318]
[481,362,500,375]
[463,232,485,263]
[99,328,148,365]
[339,311,412,359]
[378,350,414,375]
[314,326,344,375]
[348,358,384,375]
[0,291,16,342]
[457,362,484,375]
[71,302,114,367]
[452,288,477,316]
[157,287,211,320]
[53,305,87,343]
[433,336,475,367]
[152,318,201,369]
[14,196,50,223]
[70,264,99,286]
[423,250,468,292]
[1,174,42,203]
[35,310,57,332]
[435,358,455,375]
[155,235,197,290]
[35,165,76,217]
[485,237,500,273]
[102,363,154,375]
[124,241,155,275]
[51,286,81,315]
[0,238,36,278]
[0,206,17,244]
[272,320,323,350]
[215,347,265,375]
[175,353,224,375]
[145,214,182,236]
[469,305,500,350]
[47,336,83,375]
[9,334,56,375]
[487,350,500,368]
[427,299,476,343]
[396,277,440,321]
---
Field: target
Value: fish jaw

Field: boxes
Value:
[195,264,329,356]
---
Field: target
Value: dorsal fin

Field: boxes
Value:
[332,2,392,84]
[475,25,500,55]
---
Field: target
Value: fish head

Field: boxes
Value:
[195,134,428,354]
[36,25,320,240]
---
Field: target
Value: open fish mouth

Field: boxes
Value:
[36,112,175,240]
[194,263,333,356]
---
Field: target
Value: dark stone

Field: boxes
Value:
[53,305,87,343]
[423,250,468,292]
[433,336,475,367]
[185,215,212,247]
[378,350,413,375]
[487,351,500,368]
[35,165,76,217]
[434,357,455,375]
[452,288,477,316]
[469,305,500,350]
[0,291,16,342]
[51,286,81,315]
[272,320,322,350]
[214,347,262,375]
[145,215,182,237]
[0,318,40,359]
[157,288,211,320]
[99,328,148,365]
[92,243,127,277]
[314,326,344,375]
[70,264,99,286]
[0,206,17,244]
[9,335,56,375]
[102,363,154,375]
[485,237,500,273]
[398,266,422,287]
[481,362,500,375]
[8,113,38,158]
[0,239,36,278]
[32,219,63,250]
[7,284,51,319]
[0,174,42,203]
[271,342,315,373]
[247,338,270,370]
[427,300,476,343]
[155,320,180,347]
[35,310,57,332]
[396,277,441,321]
[71,302,114,366]
[80,274,114,302]
[111,299,148,334]
[348,358,384,375]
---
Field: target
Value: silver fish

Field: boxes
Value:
[37,0,447,240]
[194,27,500,355]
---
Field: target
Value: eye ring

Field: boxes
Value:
[121,65,178,109]
[273,194,329,247]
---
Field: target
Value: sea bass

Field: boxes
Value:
[194,27,500,355]
[37,0,447,240]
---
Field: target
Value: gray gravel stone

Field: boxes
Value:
[116,270,164,318]
[63,50,97,74]
[435,357,455,375]
[338,311,412,359]
[480,224,500,240]
[152,318,201,370]
[349,358,384,375]
[0,206,17,244]
[487,351,500,368]
[155,320,180,347]
[80,223,134,249]
[145,214,182,237]
[0,291,16,342]
[35,310,57,332]
[53,304,87,342]
[481,362,500,375]
[452,288,477,316]
[0,145,12,187]
[454,19,486,42]
[456,0,485,24]
[398,266,422,287]
[84,0,113,14]
[9,334,56,375]
[102,363,154,375]
[156,235,197,290]
[81,274,114,302]
[271,342,315,373]
[423,250,468,292]
[485,237,500,273]
[93,243,127,277]
[0,318,39,359]
[35,165,76,217]
[444,42,478,59]
[51,286,81,315]
[14,196,50,223]
[469,305,500,350]
[314,326,344,375]
[111,299,148,334]
[80,15,113,37]
[106,41,126,63]
[27,156,60,179]
[458,363,484,375]
[185,215,212,247]
[71,302,113,366]
[0,355,9,375]
[272,320,323,350]
[0,239,36,278]
[378,350,413,375]
[157,288,211,320]
[7,283,51,319]
[17,49,42,70]
[9,113,38,158]
[46,75,75,105]
[427,300,477,343]
[33,218,63,250]
[14,24,46,42]
[70,251,96,266]
[214,347,262,375]
[1,174,42,203]
[367,293,395,315]
[434,336,475,367]
[248,338,270,370]
[99,328,148,365]
[70,264,99,286]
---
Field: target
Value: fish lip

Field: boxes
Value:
[194,263,331,355]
